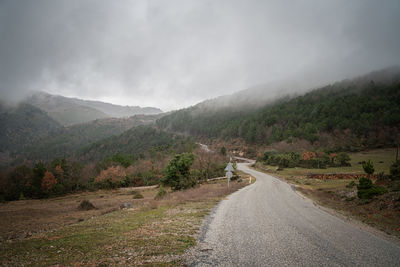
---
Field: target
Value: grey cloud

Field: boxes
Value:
[0,0,399,110]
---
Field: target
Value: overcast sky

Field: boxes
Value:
[0,0,399,110]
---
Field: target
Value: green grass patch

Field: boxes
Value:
[260,148,397,176]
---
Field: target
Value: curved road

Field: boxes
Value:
[189,162,400,266]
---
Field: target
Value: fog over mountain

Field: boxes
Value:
[0,0,399,110]
[25,91,162,125]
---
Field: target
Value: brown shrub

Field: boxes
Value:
[78,200,96,210]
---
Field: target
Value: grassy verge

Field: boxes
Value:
[0,179,251,266]
[253,148,400,238]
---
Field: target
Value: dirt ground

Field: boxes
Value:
[0,186,158,241]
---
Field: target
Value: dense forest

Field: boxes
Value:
[18,114,163,162]
[157,70,400,151]
[0,103,61,154]
[78,125,196,162]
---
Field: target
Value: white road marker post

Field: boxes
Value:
[224,162,235,188]
[226,171,232,187]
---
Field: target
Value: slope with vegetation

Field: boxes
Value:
[18,114,163,162]
[0,126,227,201]
[157,67,400,152]
[78,125,196,162]
[0,103,61,155]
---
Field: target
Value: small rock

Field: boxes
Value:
[120,202,133,209]
[344,191,357,199]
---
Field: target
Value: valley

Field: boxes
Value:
[1,67,400,265]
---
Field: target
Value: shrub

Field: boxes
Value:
[132,192,144,199]
[78,200,96,210]
[220,146,226,156]
[162,153,196,190]
[261,150,278,162]
[362,160,374,175]
[390,160,400,180]
[155,186,167,200]
[336,153,351,166]
[357,177,387,199]
[357,185,388,199]
[358,177,373,190]
[95,165,126,189]
[278,158,289,168]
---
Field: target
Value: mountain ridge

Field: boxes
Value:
[25,91,163,126]
[157,66,400,152]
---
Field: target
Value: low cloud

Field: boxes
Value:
[0,0,399,110]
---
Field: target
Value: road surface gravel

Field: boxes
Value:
[188,162,400,266]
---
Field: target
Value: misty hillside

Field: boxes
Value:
[78,125,195,162]
[76,98,163,118]
[0,103,61,155]
[157,67,400,151]
[25,92,163,126]
[17,114,164,163]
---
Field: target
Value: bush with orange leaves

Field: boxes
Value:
[302,151,316,161]
[41,171,57,193]
[95,165,126,188]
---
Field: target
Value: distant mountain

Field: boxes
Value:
[25,92,163,126]
[75,98,163,118]
[0,103,61,164]
[157,67,400,151]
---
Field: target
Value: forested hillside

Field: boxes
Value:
[17,114,163,162]
[157,68,400,151]
[0,103,61,155]
[78,125,196,162]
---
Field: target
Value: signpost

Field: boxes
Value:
[225,162,234,187]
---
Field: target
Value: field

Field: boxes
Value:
[254,148,400,238]
[0,177,253,266]
[268,147,397,177]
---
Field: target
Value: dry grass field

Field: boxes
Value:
[0,177,253,266]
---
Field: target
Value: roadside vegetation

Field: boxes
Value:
[253,148,400,237]
[0,140,226,202]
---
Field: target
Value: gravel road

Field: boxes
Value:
[188,162,400,266]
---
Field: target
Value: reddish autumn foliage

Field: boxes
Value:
[41,171,57,192]
[302,151,316,161]
[95,165,126,184]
